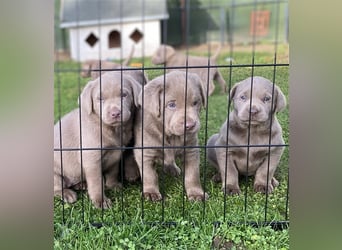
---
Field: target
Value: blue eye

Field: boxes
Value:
[167,101,176,109]
[263,96,271,102]
[240,95,246,101]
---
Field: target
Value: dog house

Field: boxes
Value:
[60,0,169,62]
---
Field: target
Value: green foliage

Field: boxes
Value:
[54,45,289,249]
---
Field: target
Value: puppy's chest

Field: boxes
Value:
[161,135,190,160]
[229,133,270,172]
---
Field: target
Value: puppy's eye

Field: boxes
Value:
[167,101,176,109]
[263,96,271,102]
[121,92,128,98]
[240,95,247,101]
[192,100,199,106]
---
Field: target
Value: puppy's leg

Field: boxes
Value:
[214,71,227,94]
[253,151,282,194]
[206,134,221,182]
[184,148,209,201]
[104,162,122,190]
[123,150,140,182]
[208,80,216,96]
[54,173,77,203]
[216,147,241,195]
[134,149,162,201]
[163,149,181,177]
[83,157,112,209]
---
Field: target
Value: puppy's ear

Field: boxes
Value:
[189,73,207,108]
[125,75,142,107]
[273,85,287,113]
[140,77,164,117]
[229,82,239,102]
[79,79,96,115]
[151,45,175,65]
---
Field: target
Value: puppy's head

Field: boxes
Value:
[229,76,286,125]
[151,45,176,65]
[80,72,141,126]
[140,71,206,136]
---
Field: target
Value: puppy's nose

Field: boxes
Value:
[111,109,121,118]
[185,120,196,130]
[249,106,259,115]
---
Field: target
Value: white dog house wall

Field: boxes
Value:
[60,0,169,62]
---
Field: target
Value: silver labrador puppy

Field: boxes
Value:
[134,71,209,201]
[54,72,141,209]
[207,76,286,195]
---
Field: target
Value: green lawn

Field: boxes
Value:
[54,45,289,249]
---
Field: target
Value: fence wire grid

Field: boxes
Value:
[54,0,289,230]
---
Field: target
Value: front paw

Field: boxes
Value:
[125,167,141,183]
[211,173,221,183]
[254,177,279,194]
[163,164,181,177]
[55,189,78,204]
[222,184,241,196]
[91,195,112,209]
[187,189,209,201]
[105,180,122,190]
[143,192,162,201]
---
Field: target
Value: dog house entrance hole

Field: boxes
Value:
[85,33,98,47]
[130,29,143,43]
[108,30,121,48]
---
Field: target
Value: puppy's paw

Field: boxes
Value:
[211,173,221,183]
[105,181,122,190]
[222,185,241,196]
[254,182,274,194]
[55,189,77,203]
[91,196,112,209]
[163,164,181,177]
[271,177,279,188]
[187,190,209,201]
[72,181,87,190]
[125,167,141,183]
[143,192,162,201]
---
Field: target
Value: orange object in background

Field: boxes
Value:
[250,10,270,37]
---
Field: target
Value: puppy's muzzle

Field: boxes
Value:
[110,108,121,119]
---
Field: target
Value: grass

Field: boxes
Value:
[54,44,289,249]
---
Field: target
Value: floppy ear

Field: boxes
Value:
[188,73,207,108]
[273,85,287,113]
[79,79,97,115]
[140,77,164,117]
[125,75,142,108]
[229,82,239,102]
[151,45,175,65]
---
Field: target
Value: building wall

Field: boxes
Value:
[69,20,161,62]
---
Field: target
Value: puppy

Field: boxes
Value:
[54,72,141,209]
[151,44,227,96]
[81,45,136,79]
[207,76,286,195]
[134,71,209,201]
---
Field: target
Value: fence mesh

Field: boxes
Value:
[54,0,289,230]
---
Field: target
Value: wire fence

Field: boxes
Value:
[54,0,289,230]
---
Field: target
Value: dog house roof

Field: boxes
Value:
[60,0,169,28]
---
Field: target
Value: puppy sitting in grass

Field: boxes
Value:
[134,71,209,201]
[207,76,286,195]
[54,72,141,209]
